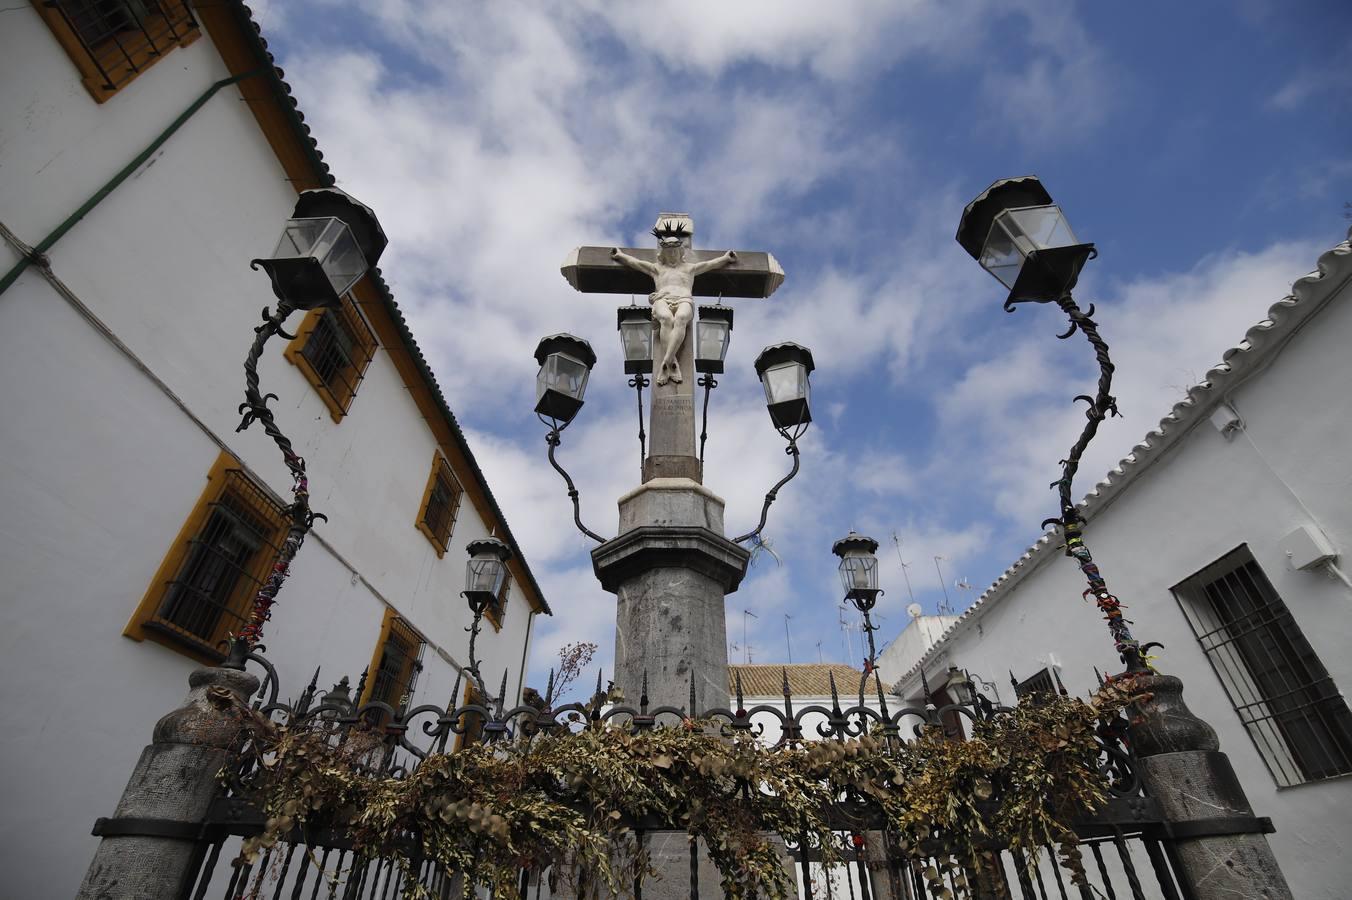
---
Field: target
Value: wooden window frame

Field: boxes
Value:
[415,451,463,557]
[284,294,379,422]
[125,452,287,665]
[359,609,426,718]
[32,0,201,104]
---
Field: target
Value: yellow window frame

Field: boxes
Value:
[125,451,287,665]
[31,0,202,104]
[415,451,463,557]
[284,295,379,423]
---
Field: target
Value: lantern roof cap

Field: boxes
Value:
[955,175,1054,260]
[698,304,734,327]
[617,305,653,327]
[466,537,513,560]
[754,342,815,377]
[292,187,388,268]
[534,333,597,368]
[832,531,880,558]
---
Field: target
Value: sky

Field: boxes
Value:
[248,0,1352,692]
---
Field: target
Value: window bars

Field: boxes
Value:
[420,460,462,551]
[297,295,378,416]
[368,616,425,714]
[1015,668,1057,700]
[148,469,285,657]
[1174,546,1352,785]
[43,0,199,98]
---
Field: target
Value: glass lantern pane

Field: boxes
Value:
[273,218,328,260]
[696,321,730,362]
[619,321,653,363]
[318,221,368,296]
[546,353,590,400]
[838,555,878,591]
[466,557,505,595]
[978,215,1025,290]
[761,362,806,404]
[1005,204,1078,251]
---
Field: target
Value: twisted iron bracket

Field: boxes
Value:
[460,594,492,703]
[732,435,801,545]
[543,425,607,544]
[628,373,649,480]
[232,298,325,646]
[1016,288,1147,673]
[697,372,717,469]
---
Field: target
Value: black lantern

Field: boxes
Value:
[754,342,815,431]
[252,187,387,310]
[617,306,653,375]
[463,537,512,614]
[955,176,1094,305]
[833,532,881,607]
[945,666,975,705]
[695,305,734,374]
[533,333,597,425]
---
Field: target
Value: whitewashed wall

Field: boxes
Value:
[0,13,538,898]
[894,271,1352,899]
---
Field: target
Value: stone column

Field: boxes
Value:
[1127,673,1292,899]
[644,320,701,483]
[78,663,260,900]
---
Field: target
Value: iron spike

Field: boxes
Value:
[920,668,934,705]
[496,667,509,716]
[873,669,891,720]
[828,670,842,714]
[1052,667,1068,697]
[545,667,557,706]
[735,669,745,712]
[688,673,697,716]
[354,666,369,704]
[640,669,650,714]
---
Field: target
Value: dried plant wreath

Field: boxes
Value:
[227,681,1144,899]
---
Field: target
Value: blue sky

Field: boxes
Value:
[252,0,1351,687]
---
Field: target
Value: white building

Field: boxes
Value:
[0,4,549,897]
[891,231,1352,899]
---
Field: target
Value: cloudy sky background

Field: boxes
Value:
[250,1,1351,687]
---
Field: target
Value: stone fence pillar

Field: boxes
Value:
[1127,673,1292,899]
[77,663,259,899]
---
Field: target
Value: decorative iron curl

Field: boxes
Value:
[233,300,322,647]
[541,424,606,544]
[732,437,801,545]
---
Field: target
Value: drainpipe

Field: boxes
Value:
[0,69,263,297]
[516,608,539,705]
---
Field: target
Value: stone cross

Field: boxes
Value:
[562,213,784,482]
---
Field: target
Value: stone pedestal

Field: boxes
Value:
[1127,673,1292,900]
[593,478,748,713]
[644,328,702,483]
[78,664,260,900]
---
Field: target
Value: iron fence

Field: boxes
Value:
[157,650,1203,900]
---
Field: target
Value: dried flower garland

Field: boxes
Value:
[232,682,1141,899]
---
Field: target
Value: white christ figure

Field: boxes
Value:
[611,236,737,386]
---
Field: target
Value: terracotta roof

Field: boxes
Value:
[729,664,867,698]
[900,228,1352,684]
[224,2,549,614]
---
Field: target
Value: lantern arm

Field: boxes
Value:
[544,427,608,544]
[731,437,801,545]
[229,300,325,649]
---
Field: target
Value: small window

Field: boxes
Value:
[1174,546,1352,786]
[33,0,201,103]
[1015,668,1057,700]
[285,295,378,421]
[415,452,463,556]
[127,453,286,663]
[362,610,425,719]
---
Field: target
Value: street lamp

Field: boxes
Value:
[617,307,653,476]
[956,176,1147,674]
[832,532,884,680]
[462,538,513,700]
[229,188,386,656]
[695,305,734,467]
[944,666,975,706]
[955,175,1094,310]
[732,342,817,545]
[533,333,597,428]
[252,187,388,311]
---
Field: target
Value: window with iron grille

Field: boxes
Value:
[1174,546,1352,786]
[364,612,425,719]
[34,1,201,103]
[129,454,286,662]
[1015,668,1057,700]
[415,453,463,556]
[286,295,379,421]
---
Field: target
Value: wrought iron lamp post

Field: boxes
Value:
[462,537,513,701]
[956,176,1147,674]
[231,188,387,657]
[832,532,884,694]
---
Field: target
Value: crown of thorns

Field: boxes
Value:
[651,221,690,241]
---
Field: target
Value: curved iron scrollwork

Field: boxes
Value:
[540,420,607,544]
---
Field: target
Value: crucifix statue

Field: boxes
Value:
[562,213,784,483]
[611,222,737,386]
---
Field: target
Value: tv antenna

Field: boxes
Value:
[907,602,923,619]
[742,609,758,664]
[891,532,918,610]
[783,614,794,664]
[934,556,953,615]
[816,639,823,664]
